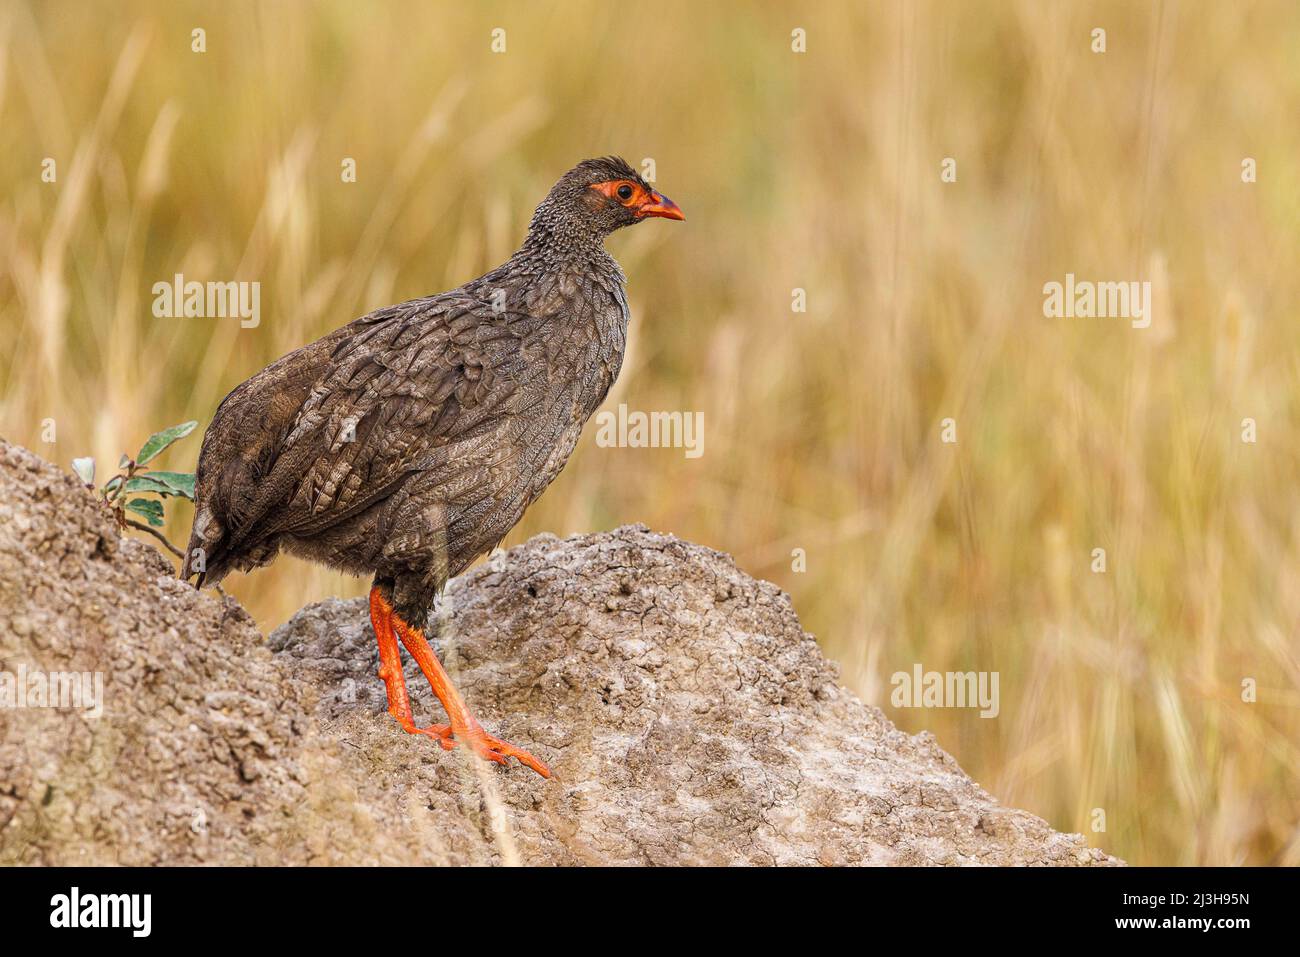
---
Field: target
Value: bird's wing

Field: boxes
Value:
[187,292,545,574]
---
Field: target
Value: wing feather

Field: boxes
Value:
[185,292,541,577]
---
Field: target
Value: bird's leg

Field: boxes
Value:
[368,585,452,746]
[385,605,551,779]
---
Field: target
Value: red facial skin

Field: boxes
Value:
[589,179,686,220]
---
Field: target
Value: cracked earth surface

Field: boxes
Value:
[0,438,1118,865]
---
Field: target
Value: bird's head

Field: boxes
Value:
[528,156,684,247]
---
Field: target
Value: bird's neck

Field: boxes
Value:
[515,221,622,285]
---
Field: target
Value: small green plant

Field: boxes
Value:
[72,421,198,537]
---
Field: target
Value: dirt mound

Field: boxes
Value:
[0,438,1117,865]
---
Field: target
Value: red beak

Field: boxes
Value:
[636,190,685,221]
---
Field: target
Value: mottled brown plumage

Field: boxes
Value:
[181,157,683,775]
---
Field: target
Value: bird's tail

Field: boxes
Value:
[179,505,227,588]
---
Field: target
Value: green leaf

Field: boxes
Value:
[72,457,95,485]
[124,476,178,497]
[118,453,132,470]
[136,421,198,466]
[124,498,165,527]
[102,475,123,494]
[144,470,196,499]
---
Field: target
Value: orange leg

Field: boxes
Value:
[368,585,550,778]
[369,586,453,746]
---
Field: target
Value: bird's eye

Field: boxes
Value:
[616,184,634,201]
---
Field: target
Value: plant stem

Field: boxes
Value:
[124,518,184,558]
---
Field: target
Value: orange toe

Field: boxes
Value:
[458,727,552,778]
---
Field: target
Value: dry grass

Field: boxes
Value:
[1,0,1297,865]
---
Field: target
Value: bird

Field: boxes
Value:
[180,156,684,778]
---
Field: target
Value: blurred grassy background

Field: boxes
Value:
[2,0,1298,865]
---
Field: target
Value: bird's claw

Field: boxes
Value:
[413,722,455,748]
[447,723,552,778]
[391,711,550,777]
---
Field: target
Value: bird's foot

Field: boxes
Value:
[387,710,455,748]
[445,719,552,778]
[370,583,550,779]
[386,701,549,776]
